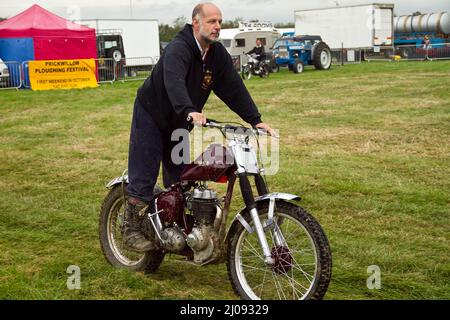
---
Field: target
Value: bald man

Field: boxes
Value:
[124,3,275,252]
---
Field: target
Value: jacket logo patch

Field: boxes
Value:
[202,70,213,90]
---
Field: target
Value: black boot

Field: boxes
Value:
[123,197,156,252]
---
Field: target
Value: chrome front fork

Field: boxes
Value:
[239,174,275,265]
[267,196,287,247]
[249,207,275,265]
[236,196,287,266]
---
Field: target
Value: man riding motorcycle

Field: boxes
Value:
[246,39,266,68]
[124,2,274,252]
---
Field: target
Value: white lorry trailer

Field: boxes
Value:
[78,19,160,76]
[294,3,394,50]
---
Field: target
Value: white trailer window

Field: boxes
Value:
[104,41,118,49]
[235,39,246,47]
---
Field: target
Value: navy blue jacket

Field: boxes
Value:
[136,24,262,133]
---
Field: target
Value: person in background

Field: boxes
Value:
[246,39,266,67]
[422,35,432,61]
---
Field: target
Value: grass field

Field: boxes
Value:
[0,61,449,300]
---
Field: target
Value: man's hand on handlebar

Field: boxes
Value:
[255,122,277,137]
[187,115,277,138]
[187,112,206,126]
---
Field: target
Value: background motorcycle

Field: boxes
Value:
[241,54,270,80]
[99,120,332,300]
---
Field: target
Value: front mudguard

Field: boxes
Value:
[106,171,128,189]
[225,192,301,243]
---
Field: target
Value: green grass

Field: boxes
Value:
[0,61,449,299]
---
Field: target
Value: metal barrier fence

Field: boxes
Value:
[21,61,31,88]
[365,43,450,61]
[94,57,157,83]
[0,61,22,90]
[115,56,155,82]
[0,57,158,89]
[331,49,362,65]
[95,58,116,83]
[396,43,450,60]
[2,48,447,90]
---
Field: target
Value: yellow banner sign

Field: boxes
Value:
[29,59,98,91]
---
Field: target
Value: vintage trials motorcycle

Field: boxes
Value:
[99,120,332,300]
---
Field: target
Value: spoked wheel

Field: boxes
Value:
[99,184,165,273]
[259,65,270,78]
[241,65,252,80]
[227,201,332,300]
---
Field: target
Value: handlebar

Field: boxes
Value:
[187,116,277,138]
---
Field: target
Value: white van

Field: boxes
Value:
[219,22,281,69]
[0,58,10,87]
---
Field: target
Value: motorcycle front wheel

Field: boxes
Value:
[241,65,252,80]
[227,201,332,300]
[99,184,165,273]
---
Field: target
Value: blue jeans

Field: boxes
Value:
[126,98,185,204]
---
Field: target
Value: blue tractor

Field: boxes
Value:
[272,32,332,73]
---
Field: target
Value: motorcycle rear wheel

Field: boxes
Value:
[227,201,332,300]
[259,65,270,78]
[99,184,165,273]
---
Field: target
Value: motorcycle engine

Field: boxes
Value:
[153,187,187,253]
[186,188,220,264]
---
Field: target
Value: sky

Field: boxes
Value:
[0,0,449,24]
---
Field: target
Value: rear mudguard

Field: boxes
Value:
[105,172,164,204]
[225,192,301,243]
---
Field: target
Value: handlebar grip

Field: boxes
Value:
[186,115,217,126]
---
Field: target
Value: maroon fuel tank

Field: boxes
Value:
[181,144,236,182]
[154,185,184,226]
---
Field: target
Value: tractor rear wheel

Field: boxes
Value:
[313,42,332,70]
